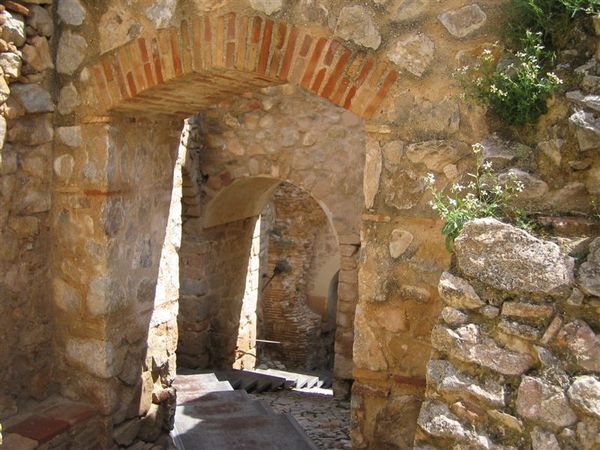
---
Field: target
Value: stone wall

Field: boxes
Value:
[174,87,364,385]
[2,0,597,448]
[178,213,259,369]
[259,181,339,370]
[0,0,55,422]
[416,218,600,450]
[52,118,183,446]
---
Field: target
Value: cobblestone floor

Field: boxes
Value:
[251,388,351,450]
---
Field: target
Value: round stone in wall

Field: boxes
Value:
[1,11,26,47]
[57,0,86,26]
[57,31,88,75]
[568,376,600,419]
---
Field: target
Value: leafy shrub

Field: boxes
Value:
[425,144,527,248]
[458,32,562,125]
[510,0,600,49]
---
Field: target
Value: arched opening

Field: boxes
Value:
[256,181,340,374]
[51,8,391,447]
[177,175,344,375]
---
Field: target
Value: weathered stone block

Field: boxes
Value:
[23,36,54,72]
[516,376,577,431]
[335,6,381,50]
[454,219,574,297]
[441,307,469,326]
[427,359,505,407]
[577,237,600,297]
[387,33,435,77]
[501,301,554,319]
[568,375,600,419]
[406,140,470,172]
[431,324,534,376]
[438,5,487,38]
[2,11,26,47]
[57,0,86,26]
[556,320,600,373]
[417,400,470,441]
[531,427,561,450]
[56,30,87,75]
[389,228,413,258]
[11,84,54,113]
[438,272,484,310]
[570,110,600,151]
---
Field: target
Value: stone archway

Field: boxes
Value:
[178,176,345,374]
[53,11,394,445]
[81,12,398,120]
[176,83,366,391]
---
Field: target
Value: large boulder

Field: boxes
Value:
[454,219,574,297]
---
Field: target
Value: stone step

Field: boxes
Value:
[176,398,273,422]
[252,368,333,389]
[172,413,318,450]
[214,369,287,393]
[174,373,235,404]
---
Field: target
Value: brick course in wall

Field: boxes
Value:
[259,182,337,370]
[85,13,397,120]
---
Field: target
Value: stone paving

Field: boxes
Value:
[251,388,351,450]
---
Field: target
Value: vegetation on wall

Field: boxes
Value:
[458,32,562,125]
[459,0,599,126]
[425,144,528,249]
[510,0,600,49]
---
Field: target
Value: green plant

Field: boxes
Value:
[509,0,600,49]
[561,0,600,15]
[425,144,526,249]
[458,31,562,126]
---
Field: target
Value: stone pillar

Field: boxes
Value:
[51,118,183,446]
[333,239,360,396]
[349,130,453,448]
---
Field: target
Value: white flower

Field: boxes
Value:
[472,143,484,154]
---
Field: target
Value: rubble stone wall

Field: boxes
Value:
[0,0,55,422]
[416,219,600,450]
[178,214,259,369]
[0,0,598,448]
[51,118,182,446]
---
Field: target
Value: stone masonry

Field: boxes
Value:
[0,0,599,448]
[416,219,600,450]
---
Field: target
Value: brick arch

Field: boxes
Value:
[88,12,398,119]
